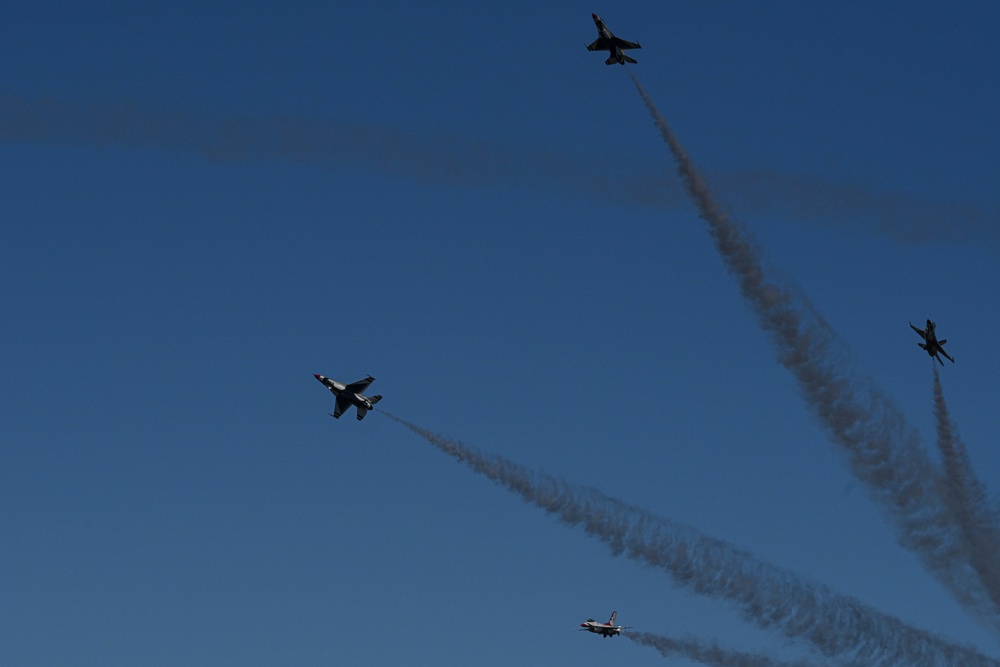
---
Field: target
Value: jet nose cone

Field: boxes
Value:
[592,12,599,19]
[314,373,322,380]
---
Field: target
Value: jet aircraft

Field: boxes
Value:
[579,611,631,637]
[909,319,955,365]
[586,13,641,65]
[314,373,382,420]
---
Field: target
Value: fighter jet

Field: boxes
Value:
[586,13,641,65]
[314,373,382,421]
[909,319,955,365]
[579,611,631,637]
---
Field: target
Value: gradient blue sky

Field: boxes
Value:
[3,1,999,665]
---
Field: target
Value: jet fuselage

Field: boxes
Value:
[909,319,954,365]
[315,374,375,409]
[593,14,613,39]
[580,611,626,637]
[314,373,382,420]
[586,13,640,66]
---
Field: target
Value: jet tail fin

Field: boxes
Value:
[608,611,617,625]
[623,54,637,64]
[369,395,382,406]
[605,56,617,65]
[918,343,927,350]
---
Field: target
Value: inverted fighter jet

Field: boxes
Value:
[586,13,641,65]
[909,320,955,365]
[314,373,382,420]
[579,611,631,637]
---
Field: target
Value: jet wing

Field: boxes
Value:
[345,376,375,394]
[333,395,352,419]
[909,322,926,338]
[612,37,641,50]
[587,37,611,51]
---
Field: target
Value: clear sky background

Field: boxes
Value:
[3,1,999,665]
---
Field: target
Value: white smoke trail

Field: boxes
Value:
[627,72,997,629]
[933,367,1000,611]
[1,93,996,248]
[382,411,998,667]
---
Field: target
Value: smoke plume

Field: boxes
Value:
[383,411,998,667]
[933,367,1000,612]
[627,630,825,667]
[1,93,996,248]
[627,72,997,628]
[710,169,998,248]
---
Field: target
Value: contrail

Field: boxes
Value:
[627,71,998,629]
[709,169,999,249]
[933,366,1000,612]
[626,630,826,667]
[382,411,999,667]
[1,92,996,248]
[0,93,663,209]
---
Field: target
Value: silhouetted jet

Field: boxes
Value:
[314,373,382,420]
[909,320,955,365]
[586,14,641,65]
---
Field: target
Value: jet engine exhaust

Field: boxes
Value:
[933,367,1000,611]
[381,410,999,667]
[626,630,823,667]
[627,71,999,629]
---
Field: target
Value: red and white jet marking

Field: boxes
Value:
[579,611,631,637]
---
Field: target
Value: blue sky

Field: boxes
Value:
[3,1,999,665]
